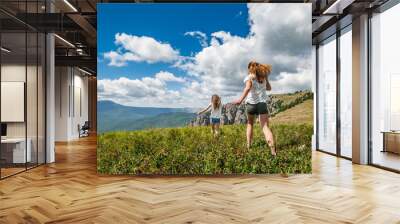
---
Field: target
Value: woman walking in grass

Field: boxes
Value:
[198,94,223,136]
[233,61,276,156]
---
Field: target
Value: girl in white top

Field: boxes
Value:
[198,94,222,136]
[233,61,276,156]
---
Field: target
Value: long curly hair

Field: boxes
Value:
[247,61,272,81]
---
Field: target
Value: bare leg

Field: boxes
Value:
[214,123,220,136]
[259,114,276,156]
[211,124,215,135]
[247,114,255,149]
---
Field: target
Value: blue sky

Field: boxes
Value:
[98,3,249,82]
[98,3,311,108]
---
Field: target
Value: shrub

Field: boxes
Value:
[97,123,312,175]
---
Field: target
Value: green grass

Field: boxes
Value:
[97,123,312,175]
[271,99,313,125]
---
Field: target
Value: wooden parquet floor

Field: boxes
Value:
[1,136,400,224]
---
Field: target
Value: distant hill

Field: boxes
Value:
[190,90,313,126]
[110,112,197,131]
[98,90,313,133]
[98,101,196,133]
[271,99,313,125]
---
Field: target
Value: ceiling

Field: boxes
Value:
[0,0,393,75]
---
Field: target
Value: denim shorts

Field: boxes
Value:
[210,118,221,124]
[245,102,268,115]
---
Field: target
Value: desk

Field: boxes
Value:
[381,131,400,154]
[1,138,31,163]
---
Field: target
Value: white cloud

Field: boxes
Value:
[104,51,128,67]
[271,69,312,94]
[174,3,312,103]
[102,4,312,107]
[104,33,180,66]
[184,31,208,48]
[155,71,185,83]
[98,71,191,107]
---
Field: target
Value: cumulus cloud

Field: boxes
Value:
[155,71,185,83]
[104,33,180,66]
[102,4,312,107]
[98,71,190,107]
[271,69,312,94]
[104,51,129,67]
[184,31,208,48]
[175,3,312,102]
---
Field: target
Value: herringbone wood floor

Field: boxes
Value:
[1,136,400,224]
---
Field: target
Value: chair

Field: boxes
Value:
[79,121,90,138]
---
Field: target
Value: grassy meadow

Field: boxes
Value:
[271,99,313,125]
[97,123,312,175]
[97,91,314,175]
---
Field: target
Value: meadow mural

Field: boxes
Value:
[97,3,313,175]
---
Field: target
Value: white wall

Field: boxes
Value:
[1,63,46,164]
[1,65,26,139]
[55,67,89,141]
[1,65,41,138]
[72,73,89,138]
[55,66,69,141]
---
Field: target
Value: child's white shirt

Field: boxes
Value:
[208,103,222,119]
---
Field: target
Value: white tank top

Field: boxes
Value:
[244,75,268,104]
[209,103,222,118]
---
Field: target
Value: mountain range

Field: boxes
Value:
[98,90,313,133]
[98,100,197,133]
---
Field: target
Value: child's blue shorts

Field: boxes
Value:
[210,118,221,124]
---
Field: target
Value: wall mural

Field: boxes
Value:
[97,3,313,175]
